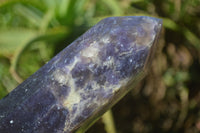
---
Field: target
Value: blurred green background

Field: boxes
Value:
[0,0,200,132]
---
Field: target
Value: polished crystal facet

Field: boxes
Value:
[0,16,162,133]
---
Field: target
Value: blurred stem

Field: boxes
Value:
[175,86,189,129]
[174,0,181,18]
[10,27,68,83]
[102,110,117,133]
[14,4,43,27]
[59,0,70,18]
[39,9,54,33]
[10,37,35,83]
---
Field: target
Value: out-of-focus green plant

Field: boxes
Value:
[0,0,95,93]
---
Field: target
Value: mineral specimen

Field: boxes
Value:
[0,16,162,133]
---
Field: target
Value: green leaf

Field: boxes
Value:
[14,4,43,27]
[0,28,37,57]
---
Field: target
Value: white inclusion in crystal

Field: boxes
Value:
[63,90,80,110]
[135,64,139,69]
[53,69,68,85]
[10,120,14,124]
[102,36,110,44]
[107,56,111,60]
[89,63,94,68]
[81,42,99,59]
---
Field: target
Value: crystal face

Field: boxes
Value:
[0,16,162,133]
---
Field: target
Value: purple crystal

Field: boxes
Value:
[0,16,162,133]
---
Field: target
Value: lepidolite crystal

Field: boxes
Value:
[0,16,162,133]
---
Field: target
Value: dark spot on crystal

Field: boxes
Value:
[85,85,93,91]
[99,44,116,61]
[51,81,70,102]
[96,88,113,100]
[72,104,78,115]
[116,58,133,78]
[96,75,106,85]
[72,115,85,127]
[94,66,108,76]
[80,91,95,101]
[116,56,136,78]
[93,66,109,85]
[58,85,70,98]
[26,90,56,114]
[116,39,131,53]
[82,103,97,117]
[115,47,148,79]
[35,105,68,133]
[71,62,92,88]
[105,70,119,85]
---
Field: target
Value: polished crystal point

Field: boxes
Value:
[0,16,162,133]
